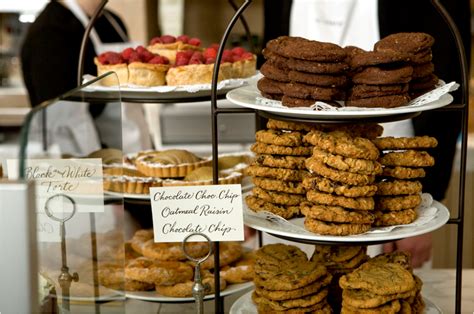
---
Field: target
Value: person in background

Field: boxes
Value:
[21,0,151,154]
[262,0,470,267]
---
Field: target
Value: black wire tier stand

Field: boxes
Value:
[211,0,469,313]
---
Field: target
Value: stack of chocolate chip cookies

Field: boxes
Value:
[375,32,437,98]
[310,245,368,312]
[301,127,383,235]
[340,251,425,313]
[372,136,438,227]
[345,46,413,108]
[258,36,348,107]
[244,119,313,219]
[252,244,332,313]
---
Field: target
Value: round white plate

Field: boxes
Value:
[226,85,453,119]
[244,199,449,244]
[125,281,253,303]
[230,290,442,314]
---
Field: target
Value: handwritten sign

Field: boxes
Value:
[150,185,244,243]
[37,213,61,242]
[7,158,104,213]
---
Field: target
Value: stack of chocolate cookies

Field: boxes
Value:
[258,36,348,108]
[340,251,425,313]
[310,245,368,312]
[345,46,413,108]
[252,244,332,313]
[371,136,438,227]
[375,32,437,98]
[301,127,383,235]
[244,119,313,219]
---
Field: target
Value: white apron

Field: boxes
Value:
[38,0,151,155]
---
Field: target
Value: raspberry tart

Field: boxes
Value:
[148,35,203,64]
[95,46,170,87]
[165,46,256,86]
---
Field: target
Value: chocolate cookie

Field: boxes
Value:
[412,62,435,79]
[267,36,347,62]
[409,73,438,91]
[288,58,349,74]
[262,48,290,70]
[347,84,409,100]
[260,61,290,82]
[288,70,348,87]
[283,82,346,101]
[346,94,410,108]
[349,50,412,69]
[261,92,282,101]
[257,77,285,96]
[411,48,433,64]
[374,32,435,55]
[282,95,317,108]
[352,65,413,85]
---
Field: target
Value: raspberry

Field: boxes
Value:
[210,43,220,50]
[177,35,190,43]
[136,45,146,54]
[232,54,242,62]
[107,52,123,65]
[241,52,254,60]
[150,37,162,45]
[189,58,203,64]
[231,47,246,56]
[175,52,190,66]
[149,56,169,64]
[205,57,215,64]
[182,50,194,59]
[160,35,176,44]
[121,47,134,61]
[98,53,108,65]
[188,37,201,46]
[140,50,154,62]
[203,47,217,59]
[128,51,141,63]
[221,49,233,62]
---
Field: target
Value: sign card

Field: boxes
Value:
[7,158,104,213]
[150,184,244,243]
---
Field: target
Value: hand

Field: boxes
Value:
[382,233,432,268]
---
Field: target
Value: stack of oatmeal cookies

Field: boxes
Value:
[252,244,332,313]
[258,36,348,107]
[339,251,425,313]
[302,126,383,235]
[372,136,438,227]
[244,119,313,219]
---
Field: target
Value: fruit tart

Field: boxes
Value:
[135,149,211,178]
[162,166,242,187]
[165,45,256,86]
[147,35,202,64]
[103,164,162,194]
[95,46,170,87]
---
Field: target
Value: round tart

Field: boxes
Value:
[135,149,211,178]
[161,167,242,186]
[147,34,203,64]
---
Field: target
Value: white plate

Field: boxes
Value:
[244,197,449,244]
[226,85,454,119]
[230,290,442,314]
[125,281,253,303]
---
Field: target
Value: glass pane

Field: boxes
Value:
[15,72,127,313]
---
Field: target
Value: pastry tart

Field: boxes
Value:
[94,56,129,86]
[103,164,162,194]
[128,62,168,87]
[162,167,243,186]
[166,62,233,86]
[135,149,211,178]
[147,35,202,64]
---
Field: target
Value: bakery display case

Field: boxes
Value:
[2,0,471,313]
